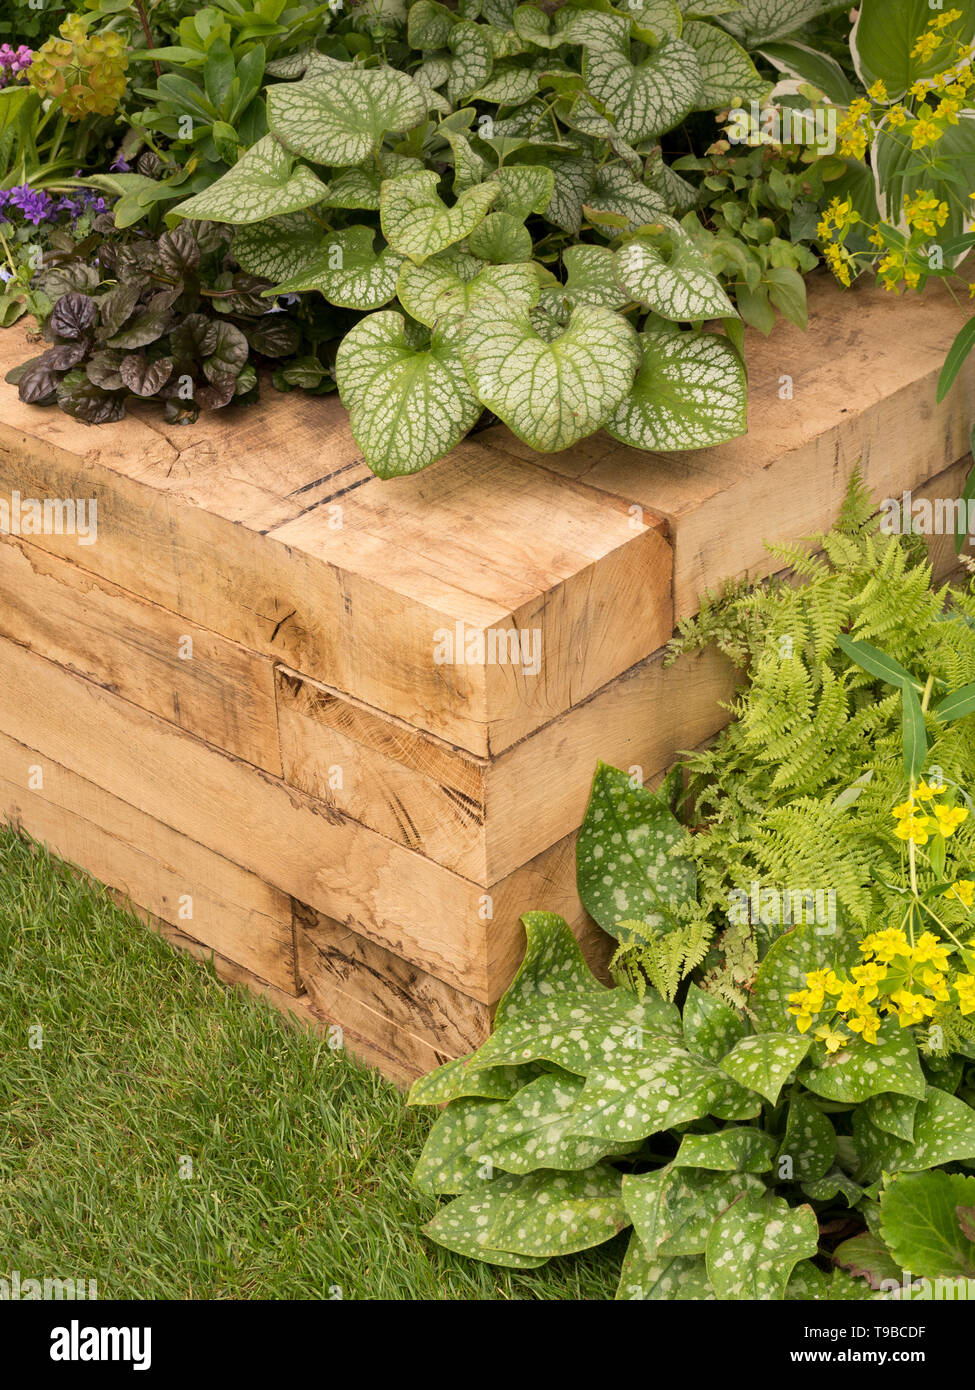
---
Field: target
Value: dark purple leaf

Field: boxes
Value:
[148,284,184,314]
[157,226,201,277]
[119,353,174,397]
[49,292,97,340]
[202,320,249,383]
[96,283,142,339]
[56,369,127,424]
[194,373,237,409]
[245,317,299,358]
[213,273,270,316]
[39,342,88,371]
[107,309,171,349]
[86,349,127,391]
[37,263,99,298]
[18,360,62,405]
[5,356,42,386]
[170,313,218,366]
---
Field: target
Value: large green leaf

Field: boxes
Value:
[413,1095,508,1194]
[444,20,494,104]
[720,1032,811,1105]
[265,225,403,309]
[723,0,842,44]
[779,1092,836,1182]
[873,114,975,245]
[583,18,703,142]
[492,911,609,1029]
[487,1166,629,1258]
[568,1040,724,1141]
[683,19,770,106]
[335,311,481,477]
[616,1236,715,1299]
[862,1091,919,1143]
[855,1088,975,1176]
[397,256,540,327]
[803,1017,926,1104]
[477,1071,636,1173]
[231,209,325,281]
[606,327,747,451]
[267,65,428,167]
[852,0,975,101]
[615,219,735,320]
[673,1126,777,1172]
[172,135,329,225]
[576,762,695,943]
[682,984,749,1062]
[456,301,638,452]
[407,1057,533,1107]
[706,1190,819,1300]
[880,1171,975,1281]
[380,171,498,263]
[424,1173,549,1266]
[623,1166,765,1259]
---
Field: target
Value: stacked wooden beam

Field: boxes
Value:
[1,268,973,1085]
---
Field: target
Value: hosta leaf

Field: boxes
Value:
[335,311,481,477]
[173,135,329,225]
[587,162,668,228]
[266,225,403,309]
[491,911,609,1029]
[397,257,540,327]
[682,984,749,1063]
[424,1174,549,1267]
[380,171,498,263]
[852,0,975,101]
[624,1167,766,1259]
[674,1126,777,1173]
[413,1095,508,1194]
[267,66,428,167]
[445,20,494,104]
[478,1071,636,1173]
[487,1166,628,1257]
[583,20,702,143]
[615,219,735,319]
[683,19,770,106]
[231,209,325,282]
[576,762,695,943]
[804,1018,926,1104]
[706,1190,819,1300]
[467,988,681,1078]
[407,1057,534,1107]
[779,1093,836,1182]
[719,1032,811,1105]
[862,1091,919,1143]
[880,1171,975,1281]
[569,1040,723,1141]
[606,327,746,451]
[617,1237,715,1300]
[855,1088,975,1176]
[457,301,638,452]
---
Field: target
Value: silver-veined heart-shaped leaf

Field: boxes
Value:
[325,156,423,211]
[457,301,638,451]
[267,65,428,167]
[397,255,540,326]
[336,311,482,477]
[231,209,325,282]
[471,62,542,105]
[489,164,555,220]
[541,245,629,312]
[265,225,403,309]
[588,161,669,229]
[380,170,499,263]
[172,135,329,225]
[408,0,456,49]
[467,212,533,262]
[606,326,746,451]
[445,19,494,104]
[683,19,771,106]
[724,0,842,44]
[583,18,703,142]
[615,217,735,319]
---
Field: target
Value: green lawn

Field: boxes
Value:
[0,828,620,1300]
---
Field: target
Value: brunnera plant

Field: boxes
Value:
[160,0,838,477]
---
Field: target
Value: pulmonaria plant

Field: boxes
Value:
[5,219,303,423]
[158,0,820,477]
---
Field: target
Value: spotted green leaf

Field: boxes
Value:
[751,923,860,1032]
[492,911,609,1029]
[478,1071,636,1173]
[569,1040,724,1142]
[779,1092,836,1182]
[683,19,770,106]
[624,1167,766,1260]
[706,1190,819,1300]
[576,761,695,944]
[457,301,637,452]
[616,1237,715,1300]
[615,219,735,319]
[804,1017,926,1104]
[487,1166,628,1257]
[582,18,702,143]
[682,983,748,1063]
[266,225,403,309]
[855,1088,975,1176]
[267,66,428,167]
[335,311,481,478]
[380,170,498,264]
[863,1091,919,1143]
[407,1057,535,1107]
[720,1032,811,1105]
[231,209,325,282]
[674,1126,777,1173]
[413,1095,508,1194]
[173,135,329,225]
[606,327,747,451]
[424,1173,549,1267]
[397,256,540,327]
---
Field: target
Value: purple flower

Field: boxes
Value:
[0,44,32,88]
[7,185,54,225]
[110,152,132,173]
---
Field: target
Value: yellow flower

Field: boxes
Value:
[955,974,975,1015]
[912,932,951,971]
[893,798,918,818]
[932,804,969,837]
[915,780,946,801]
[944,879,975,907]
[834,980,867,1012]
[846,1008,881,1044]
[911,117,942,149]
[887,105,910,127]
[788,988,821,1032]
[861,928,910,963]
[934,7,964,28]
[912,32,943,60]
[893,813,934,844]
[920,967,951,1001]
[851,963,884,1000]
[867,79,888,102]
[890,988,936,1026]
[815,1024,848,1053]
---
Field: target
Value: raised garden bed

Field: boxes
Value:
[1,268,973,1085]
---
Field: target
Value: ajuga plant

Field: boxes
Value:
[407,476,975,1299]
[4,218,304,422]
[153,0,849,477]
